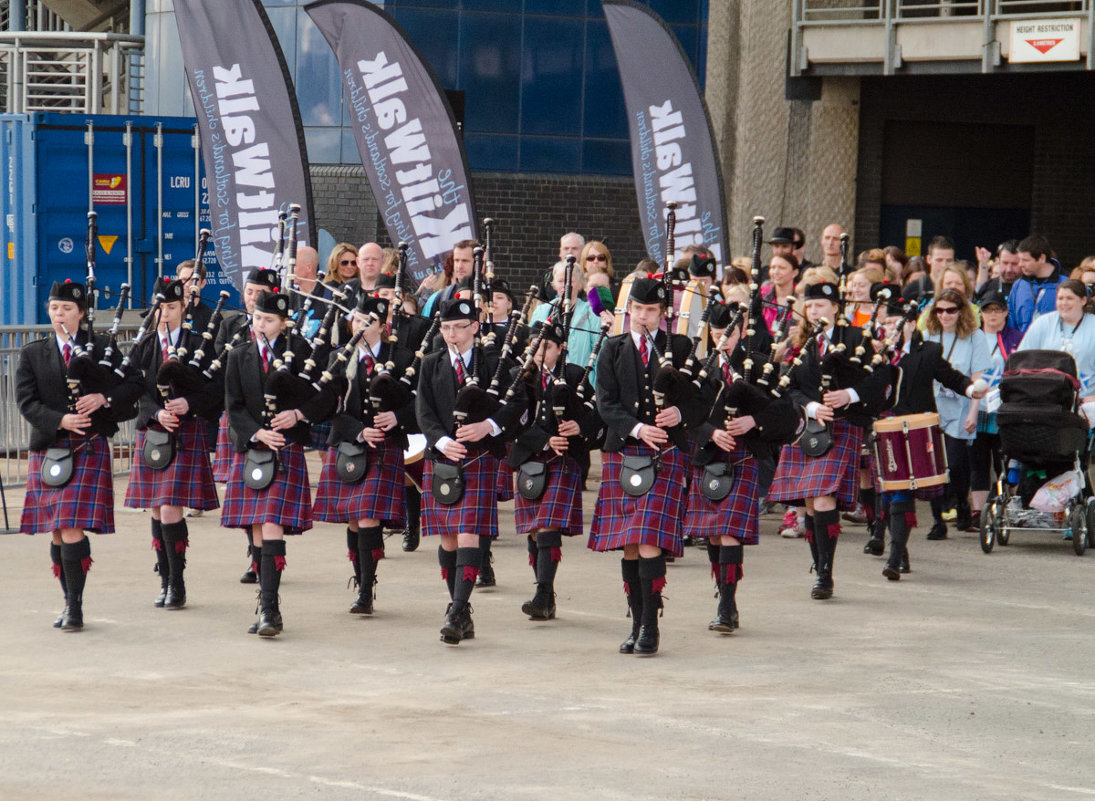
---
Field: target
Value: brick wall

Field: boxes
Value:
[309,167,651,292]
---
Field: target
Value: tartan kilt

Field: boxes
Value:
[421,450,500,537]
[588,445,686,557]
[220,443,312,535]
[20,434,115,534]
[212,411,233,483]
[768,417,863,510]
[513,454,583,536]
[312,439,406,527]
[683,445,761,545]
[124,420,219,510]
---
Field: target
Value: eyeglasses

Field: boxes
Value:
[339,259,354,266]
[439,321,475,333]
[586,253,607,262]
[934,306,960,315]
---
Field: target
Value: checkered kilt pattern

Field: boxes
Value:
[588,445,686,557]
[683,444,761,545]
[124,420,220,510]
[20,434,115,534]
[312,439,406,527]
[513,454,583,536]
[220,443,313,535]
[212,411,233,482]
[421,450,501,537]
[768,417,863,510]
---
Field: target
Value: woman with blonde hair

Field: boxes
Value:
[846,265,887,326]
[324,243,359,287]
[580,241,614,282]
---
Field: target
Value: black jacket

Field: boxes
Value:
[507,362,603,468]
[595,329,708,453]
[415,345,526,458]
[884,333,972,417]
[785,326,891,428]
[16,330,143,451]
[224,333,313,452]
[131,327,224,429]
[327,341,417,451]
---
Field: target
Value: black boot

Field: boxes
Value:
[240,532,258,583]
[864,504,886,555]
[710,545,742,633]
[522,530,560,620]
[402,485,421,552]
[635,555,665,655]
[346,526,363,613]
[50,543,66,628]
[884,500,914,581]
[927,498,947,539]
[352,525,383,615]
[475,536,496,588]
[246,544,263,633]
[162,520,188,609]
[619,559,642,654]
[257,540,285,637]
[60,538,91,631]
[438,546,457,599]
[441,545,480,644]
[900,546,911,573]
[151,519,169,607]
[811,510,838,600]
[805,514,818,573]
[526,534,539,579]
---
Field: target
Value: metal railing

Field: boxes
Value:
[0,31,143,114]
[797,0,1088,23]
[0,323,140,488]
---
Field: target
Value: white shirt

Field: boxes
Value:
[435,346,502,455]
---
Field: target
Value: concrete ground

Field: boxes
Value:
[2,460,1094,801]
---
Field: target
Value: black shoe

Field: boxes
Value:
[926,522,947,540]
[60,600,83,631]
[349,584,374,615]
[682,535,695,547]
[240,568,258,584]
[693,536,709,548]
[810,576,834,600]
[708,611,738,633]
[967,511,981,532]
[164,579,186,610]
[521,585,556,620]
[863,536,884,556]
[401,527,420,552]
[882,564,901,581]
[154,581,168,608]
[247,619,259,634]
[440,606,473,644]
[955,514,972,532]
[257,609,283,637]
[899,549,911,573]
[476,556,496,588]
[634,625,660,656]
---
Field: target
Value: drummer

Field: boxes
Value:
[874,296,986,580]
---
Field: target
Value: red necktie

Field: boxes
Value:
[639,336,649,367]
[722,361,731,384]
[161,338,170,363]
[62,343,71,365]
[362,352,375,374]
[541,372,550,392]
[261,347,271,373]
[454,356,466,386]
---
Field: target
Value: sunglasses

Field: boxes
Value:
[340,259,355,265]
[586,253,607,262]
[934,306,960,315]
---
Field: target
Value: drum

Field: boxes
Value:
[403,433,427,490]
[872,412,948,491]
[674,279,709,358]
[611,275,636,336]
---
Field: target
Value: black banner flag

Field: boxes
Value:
[305,0,477,283]
[174,0,316,291]
[603,0,728,268]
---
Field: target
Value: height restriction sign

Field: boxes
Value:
[1009,18,1081,63]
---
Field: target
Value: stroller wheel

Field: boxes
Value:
[1071,506,1087,556]
[980,502,996,554]
[1085,497,1095,549]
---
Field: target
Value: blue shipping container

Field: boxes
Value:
[1,112,239,326]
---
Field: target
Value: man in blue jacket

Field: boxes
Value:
[1007,234,1065,333]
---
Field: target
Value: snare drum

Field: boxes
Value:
[403,433,427,490]
[872,412,948,491]
[674,279,709,358]
[611,275,636,336]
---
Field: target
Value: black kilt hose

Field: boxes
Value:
[683,442,760,545]
[20,434,115,534]
[211,411,233,482]
[421,450,501,537]
[312,439,406,527]
[767,417,863,510]
[588,445,687,557]
[220,444,313,535]
[125,419,220,510]
[513,453,583,536]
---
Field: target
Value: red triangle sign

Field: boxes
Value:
[1026,37,1063,55]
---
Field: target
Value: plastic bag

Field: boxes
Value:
[1029,470,1082,513]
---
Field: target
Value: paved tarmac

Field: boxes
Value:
[2,461,1094,801]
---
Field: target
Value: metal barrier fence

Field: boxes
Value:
[797,0,1089,23]
[0,323,141,488]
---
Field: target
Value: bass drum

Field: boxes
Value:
[674,279,710,359]
[403,433,427,490]
[611,274,636,336]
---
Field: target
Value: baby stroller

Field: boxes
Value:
[981,350,1094,555]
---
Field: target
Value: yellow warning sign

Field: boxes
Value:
[905,237,921,257]
[98,235,119,255]
[7,243,13,259]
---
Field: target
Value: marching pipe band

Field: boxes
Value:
[14,207,991,654]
